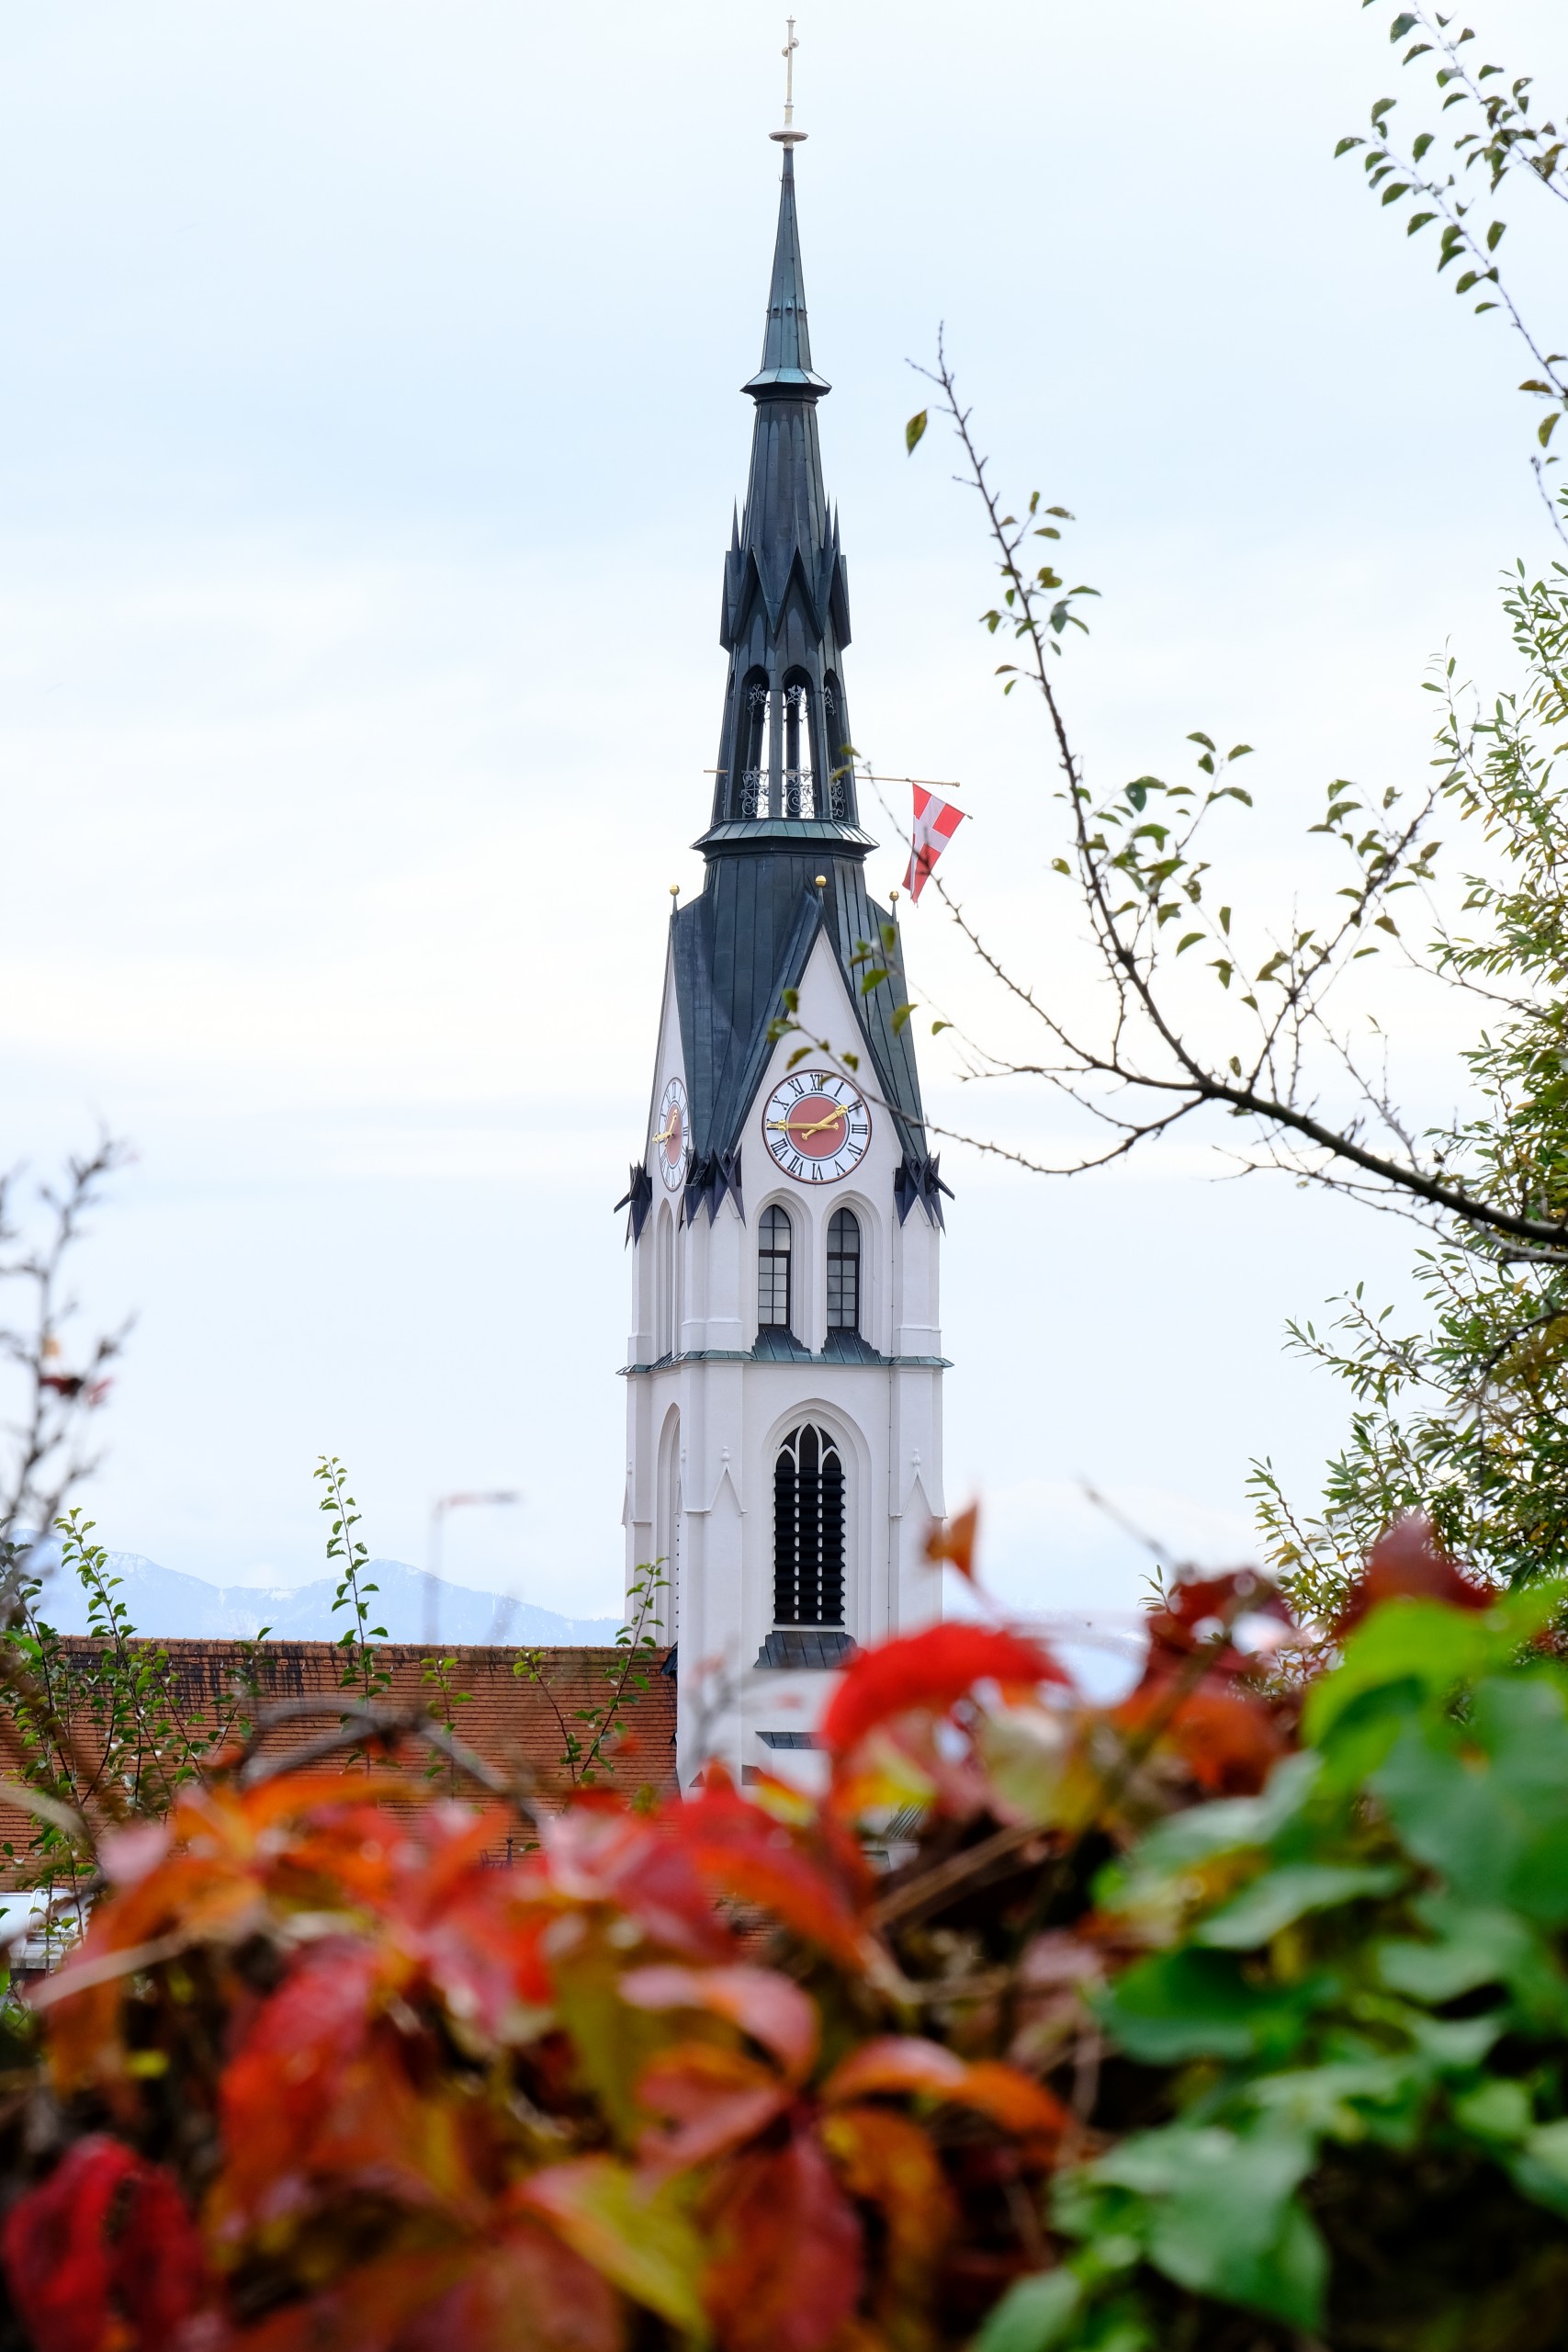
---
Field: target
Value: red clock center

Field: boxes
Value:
[784,1095,849,1158]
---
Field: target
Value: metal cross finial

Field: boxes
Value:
[781,17,798,128]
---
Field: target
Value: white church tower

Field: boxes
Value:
[619,107,950,1787]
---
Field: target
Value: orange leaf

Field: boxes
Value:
[924,1502,980,1580]
[822,2037,967,2105]
[822,2039,1068,2140]
[818,2103,954,2302]
[703,2132,864,2352]
[821,1625,1070,1761]
[621,1963,818,2081]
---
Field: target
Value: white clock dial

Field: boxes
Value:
[761,1069,870,1185]
[654,1075,690,1191]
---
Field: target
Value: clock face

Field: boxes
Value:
[655,1075,689,1191]
[761,1069,870,1184]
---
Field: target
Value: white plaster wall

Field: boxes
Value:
[623,926,948,1782]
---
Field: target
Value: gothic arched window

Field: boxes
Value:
[738,668,770,819]
[757,1204,793,1331]
[826,1206,861,1336]
[773,1422,845,1626]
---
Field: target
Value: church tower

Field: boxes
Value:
[620,104,949,1786]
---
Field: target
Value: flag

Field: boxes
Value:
[905,786,966,901]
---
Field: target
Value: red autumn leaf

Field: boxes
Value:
[637,2042,793,2177]
[657,1784,871,1968]
[543,1806,735,1961]
[620,1962,818,2081]
[1144,1568,1292,1677]
[820,1623,1070,1760]
[925,1501,980,1580]
[2,2135,210,2352]
[703,2131,864,2352]
[399,2218,626,2352]
[1337,1512,1494,1633]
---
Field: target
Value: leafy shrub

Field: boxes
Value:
[4,1523,1568,2349]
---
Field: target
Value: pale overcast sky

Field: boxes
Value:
[1,1,1563,1622]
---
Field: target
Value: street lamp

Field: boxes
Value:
[425,1490,521,1646]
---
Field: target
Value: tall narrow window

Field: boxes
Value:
[782,672,813,816]
[826,1206,861,1335]
[757,1204,792,1330]
[773,1423,845,1626]
[739,670,770,819]
[823,673,848,820]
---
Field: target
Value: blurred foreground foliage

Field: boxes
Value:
[1,1522,1568,2348]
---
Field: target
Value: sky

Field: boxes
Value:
[1,0,1565,1626]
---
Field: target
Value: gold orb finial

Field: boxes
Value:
[670,884,680,898]
[814,873,827,888]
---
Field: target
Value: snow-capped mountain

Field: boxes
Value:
[18,1545,621,1647]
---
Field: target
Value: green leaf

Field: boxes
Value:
[1335,136,1365,157]
[1195,1862,1404,1950]
[931,1019,951,1035]
[1097,1949,1321,2064]
[1086,2126,1326,2330]
[970,2270,1083,2352]
[1540,412,1562,448]
[1175,932,1204,956]
[1226,743,1255,760]
[905,409,928,455]
[1487,219,1506,251]
[1187,730,1216,752]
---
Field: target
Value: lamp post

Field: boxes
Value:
[425,1491,520,1647]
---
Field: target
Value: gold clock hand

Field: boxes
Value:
[652,1120,680,1145]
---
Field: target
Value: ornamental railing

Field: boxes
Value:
[736,769,848,821]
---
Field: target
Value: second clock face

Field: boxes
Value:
[761,1069,870,1184]
[655,1075,689,1190]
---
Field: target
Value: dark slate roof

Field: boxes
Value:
[672,847,926,1169]
[755,1629,860,1670]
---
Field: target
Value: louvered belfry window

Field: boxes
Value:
[758,1204,793,1330]
[773,1422,845,1627]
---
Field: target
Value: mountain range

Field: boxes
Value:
[20,1546,621,1648]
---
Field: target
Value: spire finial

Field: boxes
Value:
[770,16,807,147]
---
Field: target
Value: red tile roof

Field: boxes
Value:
[0,1641,678,1886]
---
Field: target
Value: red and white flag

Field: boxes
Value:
[905,786,966,902]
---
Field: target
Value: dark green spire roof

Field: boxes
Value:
[741,148,830,398]
[660,134,933,1212]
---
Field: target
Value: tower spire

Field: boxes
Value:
[709,64,855,842]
